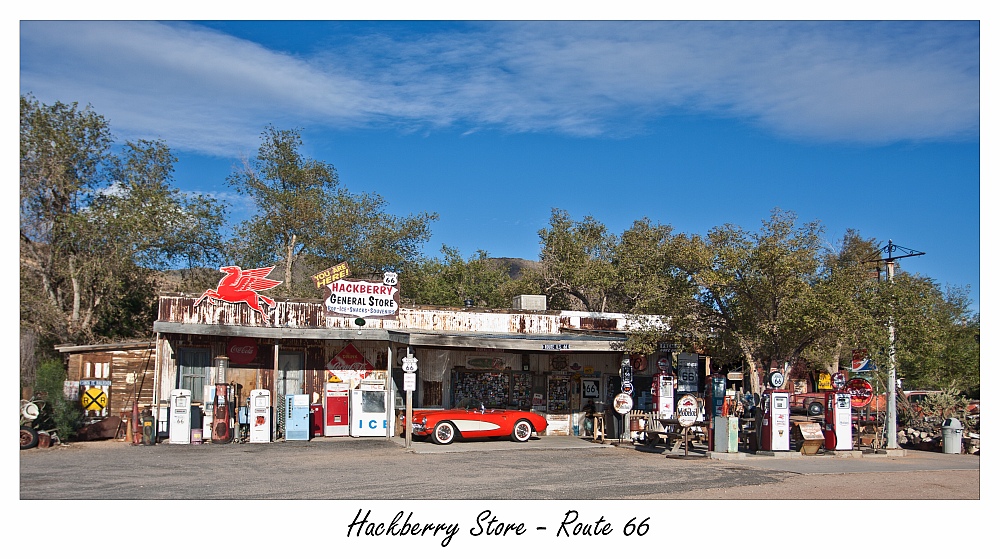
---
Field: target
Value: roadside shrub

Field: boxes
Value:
[923,389,970,423]
[33,359,85,441]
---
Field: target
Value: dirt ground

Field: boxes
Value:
[644,469,981,499]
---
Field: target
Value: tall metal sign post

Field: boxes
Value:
[401,349,418,449]
[869,240,924,450]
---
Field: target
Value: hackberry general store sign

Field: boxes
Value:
[321,272,400,318]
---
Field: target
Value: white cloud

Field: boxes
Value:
[19,21,979,156]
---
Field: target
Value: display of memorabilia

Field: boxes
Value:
[451,370,511,409]
[547,375,570,412]
[510,372,532,410]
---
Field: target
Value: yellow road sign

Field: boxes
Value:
[82,387,108,411]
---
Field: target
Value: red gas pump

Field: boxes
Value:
[823,391,853,450]
[758,389,791,451]
[211,383,234,443]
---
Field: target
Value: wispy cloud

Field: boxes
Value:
[20,21,979,156]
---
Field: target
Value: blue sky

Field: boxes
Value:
[17,17,982,312]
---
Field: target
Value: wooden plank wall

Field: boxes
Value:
[66,346,157,417]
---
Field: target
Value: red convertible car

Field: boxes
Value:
[409,398,548,445]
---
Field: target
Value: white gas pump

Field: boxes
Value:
[759,389,790,451]
[652,372,674,419]
[284,393,310,440]
[249,389,272,443]
[169,389,192,444]
[202,385,215,442]
[824,391,853,450]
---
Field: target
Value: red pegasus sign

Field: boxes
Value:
[195,265,282,319]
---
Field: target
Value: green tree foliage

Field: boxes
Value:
[33,358,84,441]
[535,207,977,396]
[668,210,835,392]
[402,246,533,308]
[20,95,226,345]
[227,126,437,297]
[537,209,618,312]
[883,279,979,395]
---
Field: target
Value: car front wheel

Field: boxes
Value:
[808,402,824,416]
[431,421,457,445]
[511,419,532,442]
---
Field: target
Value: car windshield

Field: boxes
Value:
[456,398,485,411]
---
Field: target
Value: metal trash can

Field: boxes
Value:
[942,417,963,454]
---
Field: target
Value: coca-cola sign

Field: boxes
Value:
[846,378,874,408]
[227,337,258,365]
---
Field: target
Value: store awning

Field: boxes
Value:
[152,321,625,352]
[399,329,626,352]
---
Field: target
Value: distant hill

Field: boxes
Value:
[492,257,541,279]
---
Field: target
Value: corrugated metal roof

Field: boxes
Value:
[55,341,156,353]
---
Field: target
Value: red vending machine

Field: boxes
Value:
[324,382,350,436]
[310,403,323,438]
[823,391,853,450]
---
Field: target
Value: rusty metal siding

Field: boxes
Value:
[575,317,621,331]
[157,296,599,336]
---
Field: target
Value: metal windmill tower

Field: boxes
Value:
[868,240,925,450]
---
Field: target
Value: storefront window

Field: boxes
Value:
[178,348,211,403]
[422,381,442,407]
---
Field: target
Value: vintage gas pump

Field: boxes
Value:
[823,391,853,450]
[651,371,674,419]
[212,383,234,443]
[710,374,739,452]
[141,410,157,445]
[759,389,791,451]
[169,388,192,444]
[202,385,215,443]
[710,375,727,418]
[758,369,791,452]
[248,389,272,443]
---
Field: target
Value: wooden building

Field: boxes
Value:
[56,340,157,426]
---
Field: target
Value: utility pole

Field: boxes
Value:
[868,240,925,450]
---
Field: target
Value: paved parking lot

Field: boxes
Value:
[20,434,980,500]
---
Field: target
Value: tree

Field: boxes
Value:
[874,276,979,395]
[609,218,684,313]
[672,209,832,393]
[20,94,227,346]
[402,247,541,308]
[227,126,437,297]
[537,209,617,312]
[797,230,887,385]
